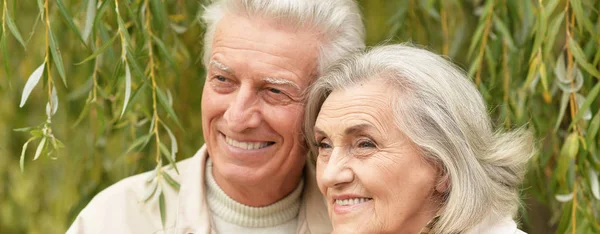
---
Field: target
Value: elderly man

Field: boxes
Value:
[67,0,365,233]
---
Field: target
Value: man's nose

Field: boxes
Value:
[320,148,354,188]
[223,86,261,132]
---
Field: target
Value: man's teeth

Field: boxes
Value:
[335,198,372,206]
[225,136,270,150]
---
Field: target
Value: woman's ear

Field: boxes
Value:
[435,171,449,193]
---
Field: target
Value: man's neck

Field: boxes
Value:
[209,160,304,207]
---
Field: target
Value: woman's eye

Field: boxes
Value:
[318,142,332,149]
[357,140,376,148]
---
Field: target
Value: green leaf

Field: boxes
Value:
[467,22,486,59]
[20,138,35,172]
[156,87,182,128]
[544,12,564,57]
[149,0,168,35]
[493,17,516,51]
[25,11,42,45]
[55,0,88,47]
[159,142,178,174]
[4,7,26,48]
[1,35,10,84]
[120,62,132,118]
[36,0,44,19]
[162,171,180,191]
[162,122,178,164]
[151,35,178,72]
[142,180,158,202]
[569,81,600,129]
[123,134,152,155]
[93,0,110,30]
[82,0,97,42]
[570,0,596,37]
[587,111,600,145]
[117,15,133,51]
[13,127,33,132]
[125,51,145,80]
[554,92,570,132]
[20,63,46,107]
[49,28,67,87]
[568,38,600,79]
[159,191,166,229]
[33,137,47,161]
[77,33,118,65]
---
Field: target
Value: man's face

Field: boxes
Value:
[201,13,320,201]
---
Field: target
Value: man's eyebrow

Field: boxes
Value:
[263,77,300,91]
[210,60,233,74]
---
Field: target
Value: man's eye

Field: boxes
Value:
[268,88,282,94]
[216,75,228,82]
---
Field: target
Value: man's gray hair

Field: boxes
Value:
[200,0,365,75]
[304,44,535,233]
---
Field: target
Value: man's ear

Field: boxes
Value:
[435,172,449,194]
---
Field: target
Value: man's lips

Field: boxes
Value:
[221,133,275,150]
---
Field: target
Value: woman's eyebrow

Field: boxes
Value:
[263,77,300,91]
[344,124,374,136]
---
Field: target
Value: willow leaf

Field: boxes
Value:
[159,192,166,229]
[569,38,600,79]
[77,35,119,65]
[467,22,486,59]
[20,63,45,107]
[493,17,516,51]
[587,111,600,145]
[125,51,145,80]
[49,28,67,87]
[33,137,46,161]
[554,92,570,132]
[93,0,111,35]
[162,171,180,191]
[55,0,87,46]
[544,12,564,57]
[82,0,97,42]
[159,143,178,173]
[20,138,35,172]
[120,62,132,118]
[569,81,600,129]
[123,134,152,155]
[570,0,596,37]
[36,0,44,19]
[117,15,133,50]
[1,35,10,83]
[156,87,182,128]
[151,35,178,72]
[5,9,26,49]
[162,122,179,173]
[142,179,158,202]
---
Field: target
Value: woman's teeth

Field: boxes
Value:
[335,198,372,206]
[225,136,271,150]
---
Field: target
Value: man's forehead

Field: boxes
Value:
[210,59,303,91]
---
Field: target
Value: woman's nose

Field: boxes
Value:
[320,149,354,188]
[223,87,261,132]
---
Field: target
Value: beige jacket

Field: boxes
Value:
[67,145,332,234]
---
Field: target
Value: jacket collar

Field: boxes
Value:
[175,144,332,234]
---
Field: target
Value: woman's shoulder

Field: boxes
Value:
[465,215,526,234]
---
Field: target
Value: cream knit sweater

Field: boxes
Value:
[205,160,304,234]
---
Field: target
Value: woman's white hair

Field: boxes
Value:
[200,0,365,75]
[304,44,536,233]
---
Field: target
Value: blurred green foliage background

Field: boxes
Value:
[1,0,599,233]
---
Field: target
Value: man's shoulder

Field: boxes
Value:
[66,151,203,234]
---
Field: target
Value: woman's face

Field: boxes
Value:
[314,80,441,234]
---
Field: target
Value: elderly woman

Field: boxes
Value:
[303,44,535,234]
